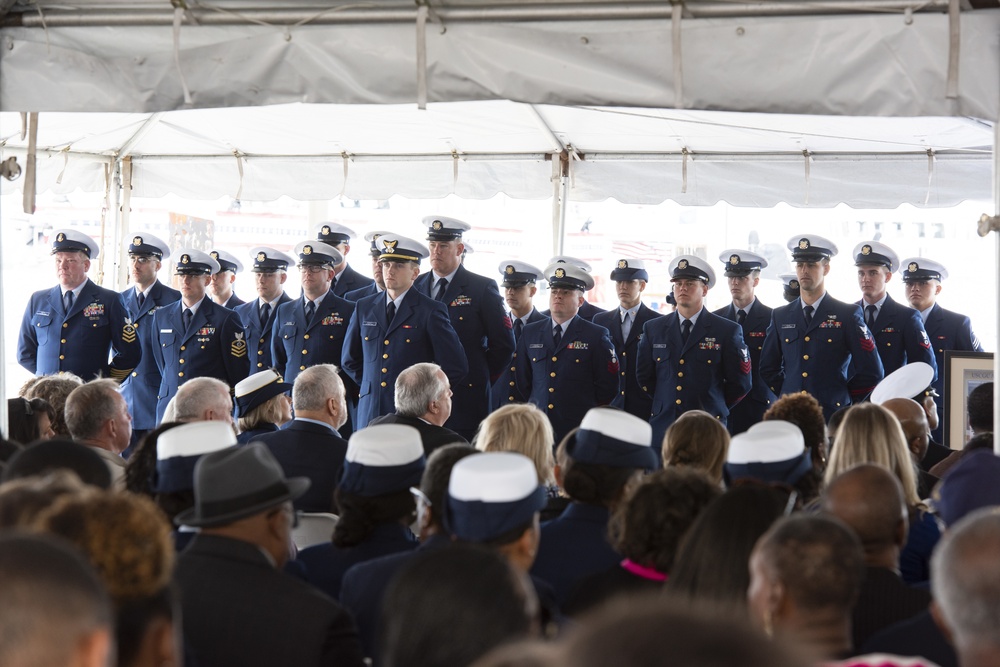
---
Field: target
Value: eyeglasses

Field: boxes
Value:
[128,255,157,265]
[269,505,301,528]
[298,264,329,274]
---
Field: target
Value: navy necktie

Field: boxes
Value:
[737,309,746,325]
[681,319,692,344]
[553,324,562,349]
[803,305,814,326]
[386,300,396,324]
[64,291,74,312]
[513,318,523,341]
[304,300,315,323]
[260,302,271,327]
[866,304,878,329]
[183,308,193,330]
[137,292,145,309]
[435,278,449,302]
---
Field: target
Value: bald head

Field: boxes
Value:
[881,398,930,463]
[821,464,908,567]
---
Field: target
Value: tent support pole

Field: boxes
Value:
[116,157,132,291]
[551,154,568,257]
[0,179,7,437]
[993,121,999,455]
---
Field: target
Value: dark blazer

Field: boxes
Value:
[236,423,279,446]
[851,566,931,650]
[221,293,245,309]
[760,294,884,421]
[18,279,141,381]
[530,503,621,607]
[342,289,468,430]
[340,533,452,662]
[514,314,620,444]
[924,302,983,443]
[296,523,419,601]
[856,294,937,379]
[252,419,349,514]
[713,299,777,434]
[414,265,515,438]
[333,264,375,298]
[234,292,292,373]
[593,303,663,421]
[492,308,548,410]
[543,300,606,322]
[175,534,365,667]
[120,280,181,430]
[367,413,468,456]
[343,282,380,302]
[151,296,250,422]
[860,609,957,667]
[636,307,753,448]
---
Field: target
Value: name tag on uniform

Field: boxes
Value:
[362,320,378,327]
[781,324,796,329]
[653,343,667,349]
[160,329,173,334]
[529,343,544,349]
[36,310,50,317]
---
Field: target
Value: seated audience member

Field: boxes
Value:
[0,533,113,667]
[36,490,178,667]
[174,443,364,667]
[725,421,813,508]
[64,379,133,488]
[531,409,654,606]
[170,376,235,424]
[445,451,558,630]
[2,439,112,490]
[871,362,952,471]
[564,467,720,616]
[234,369,293,444]
[558,596,803,667]
[661,409,729,485]
[253,364,351,513]
[748,514,865,662]
[370,362,468,453]
[0,470,89,529]
[820,464,931,649]
[7,397,56,445]
[667,481,790,609]
[475,403,565,520]
[825,404,939,585]
[930,432,995,480]
[380,544,539,667]
[122,422,184,496]
[762,392,827,504]
[930,381,994,478]
[23,372,84,437]
[297,424,425,600]
[340,444,479,661]
[827,405,851,450]
[931,508,1000,667]
[880,397,940,497]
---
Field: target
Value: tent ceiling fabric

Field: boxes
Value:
[1,10,998,118]
[0,103,991,207]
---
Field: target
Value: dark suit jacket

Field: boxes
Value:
[234,292,292,373]
[334,264,375,298]
[857,294,937,379]
[175,534,365,667]
[492,308,547,410]
[367,413,468,456]
[252,419,349,513]
[593,303,662,421]
[851,566,931,650]
[713,299,777,434]
[859,609,957,667]
[120,280,181,430]
[414,265,515,436]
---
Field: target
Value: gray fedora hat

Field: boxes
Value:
[175,443,310,528]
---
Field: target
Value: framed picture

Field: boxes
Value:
[943,351,994,450]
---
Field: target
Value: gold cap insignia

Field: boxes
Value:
[729,254,740,265]
[618,260,628,269]
[432,220,443,231]
[554,267,566,279]
[132,236,143,246]
[383,240,398,253]
[861,244,872,255]
[210,251,219,260]
[908,262,918,273]
[798,239,810,250]
[321,225,331,235]
[790,279,799,289]
[56,233,66,242]
[257,252,267,262]
[181,254,190,264]
[302,245,313,255]
[678,259,689,270]
[505,265,515,274]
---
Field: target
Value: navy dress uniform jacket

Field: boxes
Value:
[713,300,777,435]
[342,289,468,430]
[924,302,983,442]
[593,303,663,421]
[252,419,349,514]
[18,279,141,381]
[151,296,251,422]
[491,308,547,410]
[234,292,292,373]
[221,293,245,309]
[857,294,937,379]
[760,295,884,421]
[514,315,620,444]
[175,534,365,667]
[120,281,181,430]
[343,282,380,302]
[296,523,419,601]
[414,266,515,438]
[333,264,375,298]
[636,308,753,449]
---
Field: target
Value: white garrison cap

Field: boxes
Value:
[727,421,805,464]
[669,255,717,289]
[899,257,949,282]
[128,232,171,260]
[871,362,936,404]
[294,240,345,266]
[345,424,424,466]
[545,262,596,291]
[853,240,900,273]
[51,229,100,259]
[449,452,539,503]
[548,255,593,272]
[157,421,238,460]
[209,249,244,273]
[174,248,221,275]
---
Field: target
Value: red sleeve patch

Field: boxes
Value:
[608,359,620,374]
[503,315,513,330]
